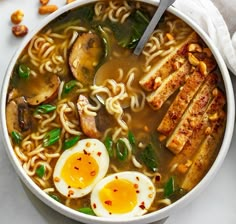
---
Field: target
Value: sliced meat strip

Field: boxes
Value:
[168,89,226,170]
[139,32,199,91]
[77,94,101,138]
[166,73,218,154]
[180,111,226,191]
[146,61,191,110]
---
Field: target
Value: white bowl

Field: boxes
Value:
[0,0,235,224]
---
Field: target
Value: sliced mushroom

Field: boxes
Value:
[27,74,60,106]
[69,32,104,86]
[77,94,101,138]
[6,96,31,134]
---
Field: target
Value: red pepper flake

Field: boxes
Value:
[93,203,97,209]
[77,157,82,161]
[134,183,139,189]
[155,175,161,182]
[74,166,79,170]
[136,176,140,181]
[97,152,102,157]
[105,200,112,206]
[136,190,140,193]
[90,170,96,176]
[113,189,118,192]
[115,176,118,179]
[68,190,74,197]
[83,149,88,155]
[68,185,71,189]
[139,201,146,210]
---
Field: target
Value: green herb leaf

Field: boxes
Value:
[11,131,22,144]
[78,207,96,216]
[139,144,158,172]
[104,136,113,157]
[18,64,30,79]
[116,139,128,161]
[62,136,80,150]
[43,128,61,147]
[164,176,175,198]
[36,165,45,178]
[35,104,56,114]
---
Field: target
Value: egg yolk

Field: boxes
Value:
[99,178,138,214]
[61,152,99,189]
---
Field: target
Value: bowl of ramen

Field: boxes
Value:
[1,0,235,223]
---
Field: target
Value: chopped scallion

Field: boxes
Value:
[128,131,136,146]
[116,139,128,161]
[43,128,61,147]
[104,136,113,157]
[11,131,22,144]
[62,136,80,150]
[36,165,45,178]
[49,194,60,202]
[63,80,77,94]
[18,64,30,79]
[34,104,56,114]
[164,176,175,198]
[78,207,96,216]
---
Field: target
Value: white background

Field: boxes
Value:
[0,0,236,224]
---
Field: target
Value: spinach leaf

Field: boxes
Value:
[139,144,158,172]
[109,9,150,49]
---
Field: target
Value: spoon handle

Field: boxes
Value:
[133,0,176,56]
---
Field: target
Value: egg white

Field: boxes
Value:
[53,138,109,198]
[90,171,156,217]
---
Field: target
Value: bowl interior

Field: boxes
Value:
[0,1,235,224]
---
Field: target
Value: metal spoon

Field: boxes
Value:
[133,0,176,56]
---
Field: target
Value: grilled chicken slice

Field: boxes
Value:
[69,32,104,86]
[168,89,226,170]
[181,111,226,191]
[139,32,199,91]
[166,73,218,154]
[146,61,191,110]
[77,94,101,138]
[157,71,206,135]
[157,57,216,135]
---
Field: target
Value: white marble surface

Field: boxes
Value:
[0,0,236,223]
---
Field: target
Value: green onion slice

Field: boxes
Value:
[36,165,45,178]
[164,176,175,198]
[18,64,30,79]
[43,128,61,147]
[128,131,136,145]
[11,131,22,144]
[49,194,61,202]
[78,207,96,216]
[63,80,77,94]
[104,136,113,157]
[62,136,80,150]
[35,104,56,114]
[116,138,128,161]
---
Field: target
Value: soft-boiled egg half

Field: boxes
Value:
[90,171,156,217]
[53,138,109,198]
